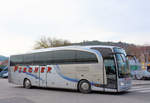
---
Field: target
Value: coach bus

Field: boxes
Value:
[8,45,131,93]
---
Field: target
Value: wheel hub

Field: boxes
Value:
[25,80,30,87]
[81,82,89,90]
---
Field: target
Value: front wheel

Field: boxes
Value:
[136,74,143,80]
[23,79,32,89]
[78,80,91,94]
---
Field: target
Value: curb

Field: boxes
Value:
[132,83,150,86]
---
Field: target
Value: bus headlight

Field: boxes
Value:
[120,82,125,86]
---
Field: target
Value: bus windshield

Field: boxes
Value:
[114,48,130,78]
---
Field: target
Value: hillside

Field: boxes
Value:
[0,55,8,61]
[72,40,135,49]
[72,40,150,62]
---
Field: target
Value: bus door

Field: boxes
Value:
[103,57,117,91]
[39,66,47,87]
[91,47,117,90]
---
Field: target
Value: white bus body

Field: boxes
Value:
[8,45,131,93]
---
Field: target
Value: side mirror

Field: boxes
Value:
[126,54,134,57]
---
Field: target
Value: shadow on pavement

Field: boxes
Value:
[13,86,129,95]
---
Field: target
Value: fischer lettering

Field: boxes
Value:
[14,66,52,73]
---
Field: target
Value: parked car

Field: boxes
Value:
[2,72,8,78]
[128,56,150,80]
[134,69,150,80]
[0,67,8,78]
[128,56,141,79]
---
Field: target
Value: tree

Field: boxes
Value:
[34,36,71,49]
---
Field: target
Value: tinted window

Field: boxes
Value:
[23,54,34,65]
[34,52,53,65]
[104,59,116,74]
[53,50,76,64]
[76,51,98,63]
[46,52,53,63]
[4,68,8,71]
[10,55,24,66]
[104,58,117,89]
[92,48,113,59]
[113,48,126,56]
[10,50,98,66]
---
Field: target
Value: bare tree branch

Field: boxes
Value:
[33,36,71,49]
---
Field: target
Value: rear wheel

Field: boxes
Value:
[78,80,91,94]
[23,79,32,89]
[136,74,143,80]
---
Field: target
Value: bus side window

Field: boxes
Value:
[76,51,98,63]
[10,55,24,66]
[52,50,76,64]
[34,52,52,65]
[23,54,34,65]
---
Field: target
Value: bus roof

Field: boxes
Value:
[84,45,120,49]
[11,45,121,56]
[31,45,119,51]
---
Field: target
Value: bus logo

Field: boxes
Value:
[13,66,52,73]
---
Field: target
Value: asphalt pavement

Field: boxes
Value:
[0,79,150,103]
[132,80,150,86]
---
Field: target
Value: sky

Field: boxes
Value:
[0,0,150,56]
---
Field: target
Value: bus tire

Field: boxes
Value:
[135,74,142,80]
[78,80,91,94]
[23,79,32,89]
